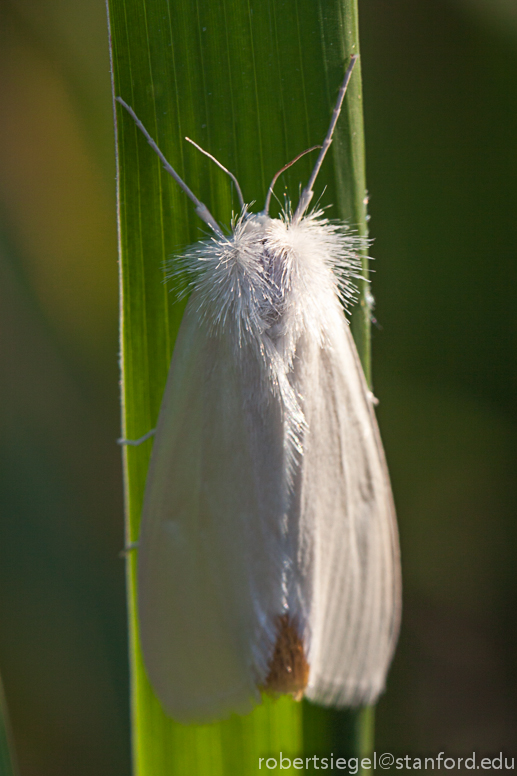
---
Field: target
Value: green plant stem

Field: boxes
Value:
[107,0,371,773]
[0,676,19,776]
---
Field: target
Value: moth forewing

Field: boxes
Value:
[138,302,285,722]
[297,315,401,707]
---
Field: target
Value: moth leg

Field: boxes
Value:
[118,428,156,446]
[119,540,140,558]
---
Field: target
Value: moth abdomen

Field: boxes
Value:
[262,614,310,700]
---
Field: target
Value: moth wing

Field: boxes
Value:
[299,305,401,707]
[137,298,285,723]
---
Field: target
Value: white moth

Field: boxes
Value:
[117,55,401,725]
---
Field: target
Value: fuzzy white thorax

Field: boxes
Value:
[171,207,366,496]
[175,208,364,346]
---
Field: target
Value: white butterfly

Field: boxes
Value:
[117,55,401,725]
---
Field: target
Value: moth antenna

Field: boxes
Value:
[263,146,321,215]
[292,54,358,224]
[116,97,222,235]
[185,137,245,211]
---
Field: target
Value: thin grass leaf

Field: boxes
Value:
[0,676,19,776]
[107,0,370,773]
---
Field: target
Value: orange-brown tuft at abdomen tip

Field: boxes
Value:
[262,614,310,700]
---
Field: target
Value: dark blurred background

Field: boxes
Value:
[0,0,515,774]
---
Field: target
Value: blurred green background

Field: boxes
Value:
[0,0,515,774]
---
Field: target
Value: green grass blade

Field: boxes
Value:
[107,0,370,773]
[0,677,19,776]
